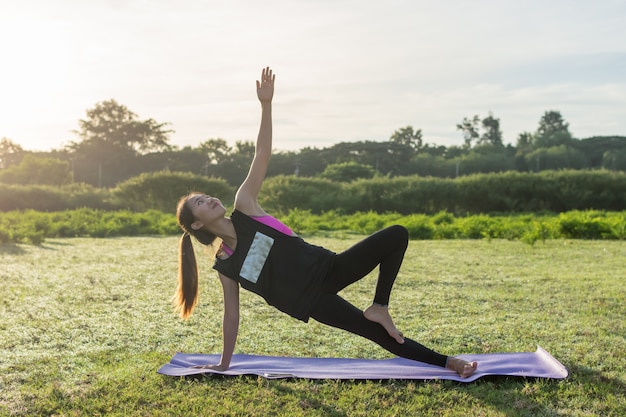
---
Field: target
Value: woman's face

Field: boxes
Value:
[187,194,225,230]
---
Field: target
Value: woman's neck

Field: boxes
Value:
[208,217,237,250]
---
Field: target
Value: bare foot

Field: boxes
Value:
[446,357,478,378]
[363,304,405,344]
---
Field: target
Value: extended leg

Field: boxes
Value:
[309,293,448,368]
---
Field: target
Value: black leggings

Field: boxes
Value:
[309,225,448,368]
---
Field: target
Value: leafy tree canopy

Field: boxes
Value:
[478,112,503,147]
[69,99,174,155]
[0,137,24,169]
[389,126,423,151]
[199,138,231,164]
[533,110,573,148]
[456,115,480,149]
[458,113,503,149]
[0,154,72,185]
[319,161,376,182]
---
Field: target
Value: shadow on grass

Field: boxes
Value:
[40,240,73,250]
[0,243,27,255]
[0,240,73,255]
[174,367,625,416]
[568,364,626,391]
[194,374,351,416]
[177,374,557,415]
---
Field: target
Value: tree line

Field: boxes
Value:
[1,99,625,188]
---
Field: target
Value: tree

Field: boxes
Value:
[68,99,174,186]
[478,112,503,147]
[525,145,587,171]
[445,145,466,159]
[419,143,447,157]
[199,138,231,165]
[602,148,626,171]
[515,132,533,156]
[203,140,256,186]
[533,110,573,148]
[0,154,72,185]
[452,150,515,176]
[318,161,376,182]
[266,150,301,177]
[410,153,454,177]
[574,136,626,168]
[70,99,173,154]
[457,113,503,149]
[514,131,534,171]
[324,141,414,176]
[233,140,255,160]
[389,126,423,152]
[456,115,480,149]
[0,137,24,169]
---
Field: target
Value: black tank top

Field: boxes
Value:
[213,210,335,322]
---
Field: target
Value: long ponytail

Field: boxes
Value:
[173,193,218,319]
[173,233,199,319]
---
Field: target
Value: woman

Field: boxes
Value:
[174,67,477,377]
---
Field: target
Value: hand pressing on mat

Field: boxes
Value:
[192,363,229,372]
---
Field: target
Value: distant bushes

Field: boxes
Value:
[0,154,73,186]
[2,208,623,245]
[0,171,234,213]
[260,170,626,215]
[111,171,234,212]
[1,170,624,215]
[0,183,114,212]
[258,176,349,213]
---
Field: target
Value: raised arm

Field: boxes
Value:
[234,67,275,216]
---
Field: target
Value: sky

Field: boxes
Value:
[1,0,625,153]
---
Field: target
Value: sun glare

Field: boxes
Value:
[1,16,74,139]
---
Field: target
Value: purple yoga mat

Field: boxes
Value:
[158,345,567,382]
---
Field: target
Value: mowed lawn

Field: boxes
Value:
[1,236,624,416]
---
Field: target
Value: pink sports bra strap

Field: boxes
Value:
[251,215,294,236]
[220,214,293,255]
[221,242,234,256]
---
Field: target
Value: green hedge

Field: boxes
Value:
[259,170,626,215]
[258,176,349,213]
[0,183,114,212]
[1,170,625,216]
[0,171,234,213]
[111,171,234,212]
[2,169,625,245]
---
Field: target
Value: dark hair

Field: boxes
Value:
[172,192,219,319]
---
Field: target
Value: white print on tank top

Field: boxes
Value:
[240,232,274,283]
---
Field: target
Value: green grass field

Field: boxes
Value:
[1,236,625,416]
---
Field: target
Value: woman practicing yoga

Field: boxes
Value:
[174,67,477,377]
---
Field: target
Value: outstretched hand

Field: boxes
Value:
[256,67,275,103]
[191,363,229,372]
